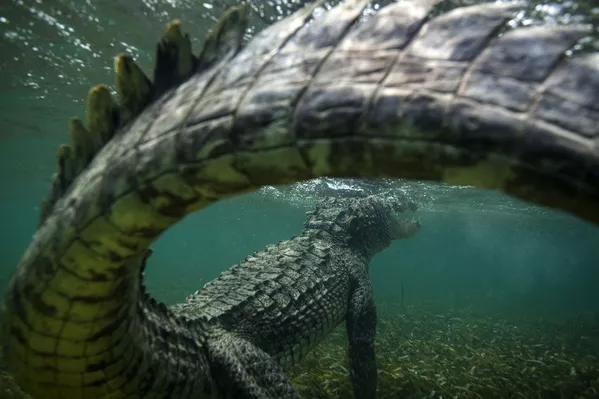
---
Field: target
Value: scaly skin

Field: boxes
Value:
[1,0,598,398]
[172,194,419,398]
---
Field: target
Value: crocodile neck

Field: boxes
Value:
[301,225,388,264]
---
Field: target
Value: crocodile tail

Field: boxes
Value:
[38,4,250,227]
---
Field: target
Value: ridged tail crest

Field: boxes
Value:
[38,4,250,227]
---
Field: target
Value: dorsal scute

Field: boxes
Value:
[153,19,198,96]
[115,53,154,125]
[196,4,249,73]
[38,5,249,227]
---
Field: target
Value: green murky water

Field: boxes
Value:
[1,0,599,397]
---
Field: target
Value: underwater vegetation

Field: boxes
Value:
[289,303,599,398]
[2,303,598,398]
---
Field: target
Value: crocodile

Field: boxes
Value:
[1,0,598,398]
[172,194,419,398]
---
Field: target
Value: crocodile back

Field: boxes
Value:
[175,233,357,369]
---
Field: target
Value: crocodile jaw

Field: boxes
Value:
[390,213,421,240]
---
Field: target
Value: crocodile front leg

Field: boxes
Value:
[206,329,301,399]
[346,270,377,399]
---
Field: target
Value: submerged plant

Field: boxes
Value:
[1,303,598,398]
[289,303,599,398]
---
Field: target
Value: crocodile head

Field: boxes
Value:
[386,195,421,240]
[304,194,421,259]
